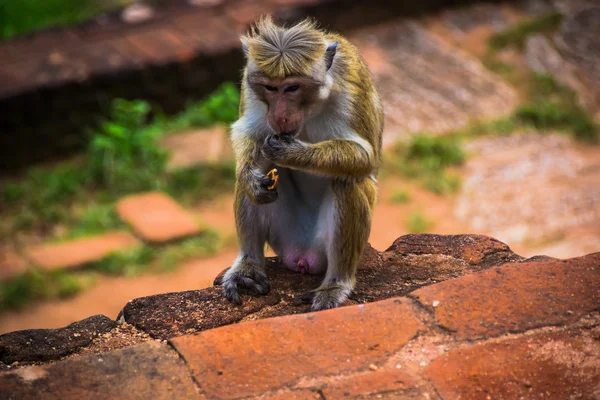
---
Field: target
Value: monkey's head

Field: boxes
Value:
[241,16,337,136]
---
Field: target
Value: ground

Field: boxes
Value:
[0,0,599,335]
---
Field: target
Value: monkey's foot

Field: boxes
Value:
[293,284,352,311]
[222,262,270,305]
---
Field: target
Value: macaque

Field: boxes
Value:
[222,16,383,311]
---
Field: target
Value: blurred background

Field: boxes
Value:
[0,0,598,334]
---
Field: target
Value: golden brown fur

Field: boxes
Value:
[222,17,383,311]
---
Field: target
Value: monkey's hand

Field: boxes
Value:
[246,170,279,205]
[262,134,306,164]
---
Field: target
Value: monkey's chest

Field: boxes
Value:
[268,168,332,275]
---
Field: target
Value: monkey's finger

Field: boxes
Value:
[293,291,316,306]
[223,285,242,305]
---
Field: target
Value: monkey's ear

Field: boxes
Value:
[325,41,338,71]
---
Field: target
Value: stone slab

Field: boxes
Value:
[412,253,600,339]
[0,315,117,364]
[0,341,202,400]
[25,231,139,271]
[170,298,424,399]
[116,192,201,242]
[426,327,600,400]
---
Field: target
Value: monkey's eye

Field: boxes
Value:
[264,85,277,92]
[285,85,300,93]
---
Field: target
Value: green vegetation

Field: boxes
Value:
[88,99,169,195]
[0,83,240,238]
[481,12,598,143]
[0,269,90,311]
[515,74,597,143]
[0,0,125,40]
[391,189,411,204]
[384,134,466,195]
[60,204,127,240]
[405,211,435,234]
[488,12,564,51]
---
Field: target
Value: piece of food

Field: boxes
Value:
[267,168,279,190]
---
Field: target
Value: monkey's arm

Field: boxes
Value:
[233,133,278,205]
[262,134,375,179]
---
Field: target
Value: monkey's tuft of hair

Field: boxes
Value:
[241,16,327,79]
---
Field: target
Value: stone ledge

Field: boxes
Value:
[411,252,600,339]
[121,234,523,339]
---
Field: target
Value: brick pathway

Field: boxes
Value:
[2,251,598,398]
[2,192,202,280]
[0,0,341,100]
[25,232,139,271]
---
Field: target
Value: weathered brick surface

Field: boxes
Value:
[121,285,282,340]
[426,327,600,400]
[0,315,116,364]
[321,369,416,398]
[260,389,322,400]
[412,253,600,339]
[121,235,522,340]
[171,298,424,399]
[0,341,202,399]
[116,192,201,242]
[25,231,139,270]
[384,234,523,269]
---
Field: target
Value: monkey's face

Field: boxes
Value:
[248,73,324,136]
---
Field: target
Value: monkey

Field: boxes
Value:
[221,16,384,311]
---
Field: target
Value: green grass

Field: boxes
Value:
[0,269,90,311]
[406,211,435,234]
[0,0,125,40]
[384,134,466,195]
[391,189,411,204]
[488,12,564,51]
[463,71,599,143]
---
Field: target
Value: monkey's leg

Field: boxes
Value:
[222,186,271,305]
[309,179,376,311]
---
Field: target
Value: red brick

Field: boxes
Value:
[0,341,202,399]
[171,298,424,399]
[116,192,201,242]
[412,253,600,339]
[26,231,139,271]
[426,327,600,400]
[322,369,416,398]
